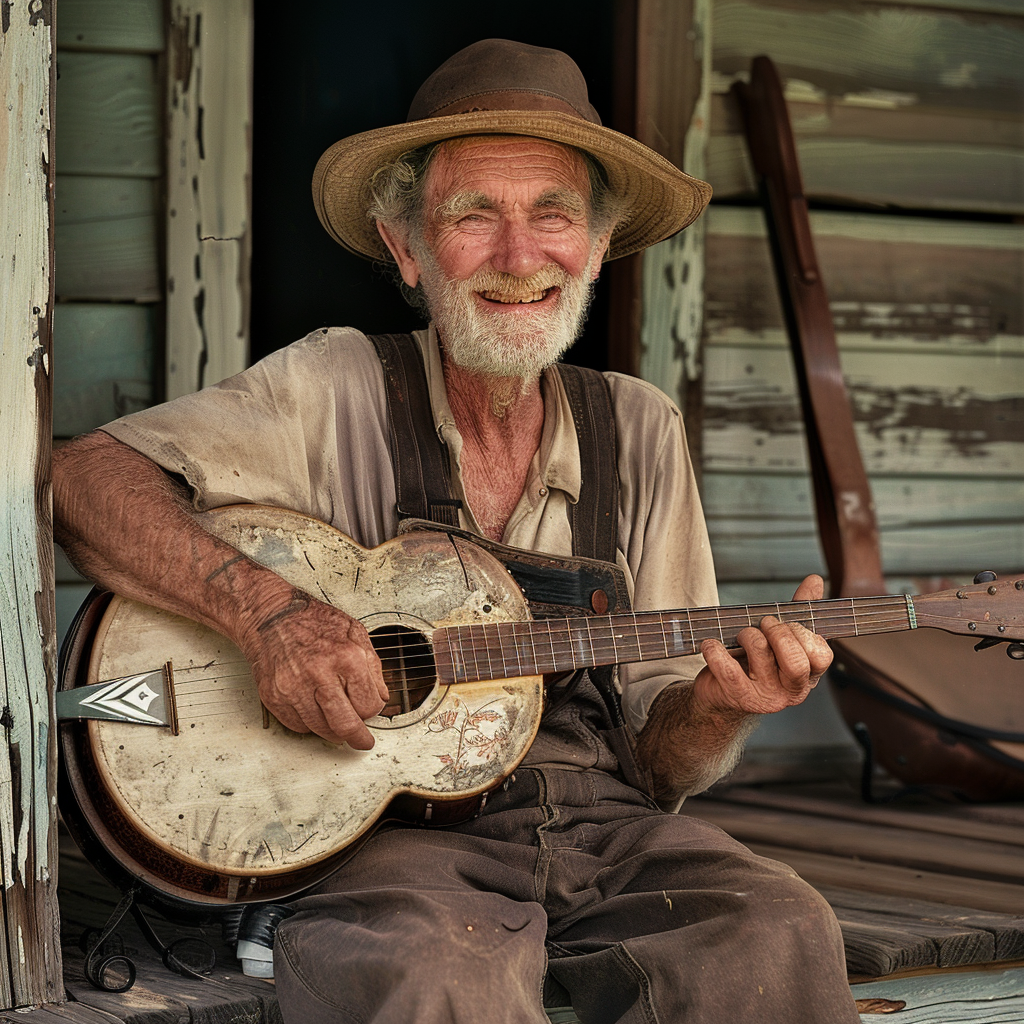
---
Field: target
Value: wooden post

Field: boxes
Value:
[611,0,711,480]
[0,0,63,1009]
[166,0,253,399]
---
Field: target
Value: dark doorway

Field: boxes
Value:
[250,0,617,371]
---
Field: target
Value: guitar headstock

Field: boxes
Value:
[913,574,1024,642]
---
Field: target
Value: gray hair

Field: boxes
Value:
[367,138,626,255]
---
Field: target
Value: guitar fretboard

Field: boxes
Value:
[432,595,914,684]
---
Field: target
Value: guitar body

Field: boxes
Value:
[60,506,543,908]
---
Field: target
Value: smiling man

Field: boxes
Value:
[53,39,860,1024]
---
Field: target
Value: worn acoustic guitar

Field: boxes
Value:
[58,505,1024,909]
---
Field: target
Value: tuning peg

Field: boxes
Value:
[974,571,998,584]
[1009,644,1024,662]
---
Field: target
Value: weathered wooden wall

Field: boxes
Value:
[610,0,711,478]
[703,207,1024,592]
[683,0,1024,605]
[0,0,63,1009]
[165,0,253,399]
[630,0,1024,760]
[53,0,163,438]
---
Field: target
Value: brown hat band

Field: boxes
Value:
[424,90,594,122]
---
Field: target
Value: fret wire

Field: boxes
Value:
[661,612,670,659]
[529,621,544,674]
[511,621,528,676]
[482,623,498,682]
[715,606,724,643]
[632,609,644,661]
[496,621,511,679]
[851,597,858,635]
[608,614,620,663]
[456,627,470,683]
[562,618,577,672]
[537,620,553,673]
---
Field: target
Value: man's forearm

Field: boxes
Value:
[53,431,297,651]
[635,682,758,807]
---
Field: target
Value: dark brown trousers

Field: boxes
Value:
[274,768,859,1023]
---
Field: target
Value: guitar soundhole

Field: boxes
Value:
[370,626,437,718]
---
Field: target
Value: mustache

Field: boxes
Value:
[465,266,570,303]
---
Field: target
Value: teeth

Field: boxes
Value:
[480,289,549,304]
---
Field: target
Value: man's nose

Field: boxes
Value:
[488,217,547,278]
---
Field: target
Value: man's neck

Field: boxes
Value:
[440,352,546,541]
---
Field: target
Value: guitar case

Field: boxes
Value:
[732,56,1024,801]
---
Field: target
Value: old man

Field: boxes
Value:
[54,38,860,1024]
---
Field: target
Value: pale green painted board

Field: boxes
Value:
[705,472,1024,532]
[704,473,1024,580]
[56,174,157,224]
[57,0,164,53]
[55,52,160,177]
[708,205,1024,252]
[851,965,1024,1022]
[714,0,1024,112]
[56,583,93,651]
[708,519,1022,580]
[55,175,159,300]
[703,343,1024,476]
[708,135,1024,214]
[52,302,156,437]
[56,214,160,301]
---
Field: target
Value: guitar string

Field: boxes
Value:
[161,607,915,692]
[116,599,926,696]
[154,611,917,719]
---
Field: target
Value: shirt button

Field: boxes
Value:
[538,487,547,496]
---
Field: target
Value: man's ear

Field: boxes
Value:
[376,221,421,288]
[589,230,613,281]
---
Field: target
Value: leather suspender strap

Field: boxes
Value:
[555,362,619,564]
[367,333,462,528]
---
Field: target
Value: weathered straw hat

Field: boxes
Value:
[312,38,712,262]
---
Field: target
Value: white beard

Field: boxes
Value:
[417,252,598,380]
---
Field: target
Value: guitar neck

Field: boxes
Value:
[433,594,916,684]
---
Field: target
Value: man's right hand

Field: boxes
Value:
[54,432,391,751]
[238,592,390,750]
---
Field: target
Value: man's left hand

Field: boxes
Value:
[692,574,833,723]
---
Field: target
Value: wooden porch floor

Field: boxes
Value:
[5,782,1024,1023]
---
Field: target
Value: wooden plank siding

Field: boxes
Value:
[632,0,712,481]
[165,0,253,399]
[52,304,157,437]
[0,0,63,1009]
[51,2,166,679]
[52,0,164,447]
[701,206,1024,589]
[54,177,160,302]
[708,0,1024,214]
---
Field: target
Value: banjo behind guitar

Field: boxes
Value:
[58,505,1024,910]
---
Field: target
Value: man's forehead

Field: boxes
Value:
[425,135,590,198]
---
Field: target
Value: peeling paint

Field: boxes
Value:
[165,0,252,400]
[27,0,49,29]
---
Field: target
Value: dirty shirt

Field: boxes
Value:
[100,326,718,741]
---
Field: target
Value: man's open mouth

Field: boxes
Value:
[478,286,557,304]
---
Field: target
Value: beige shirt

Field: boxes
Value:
[102,326,717,733]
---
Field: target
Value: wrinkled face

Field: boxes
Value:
[386,136,611,379]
